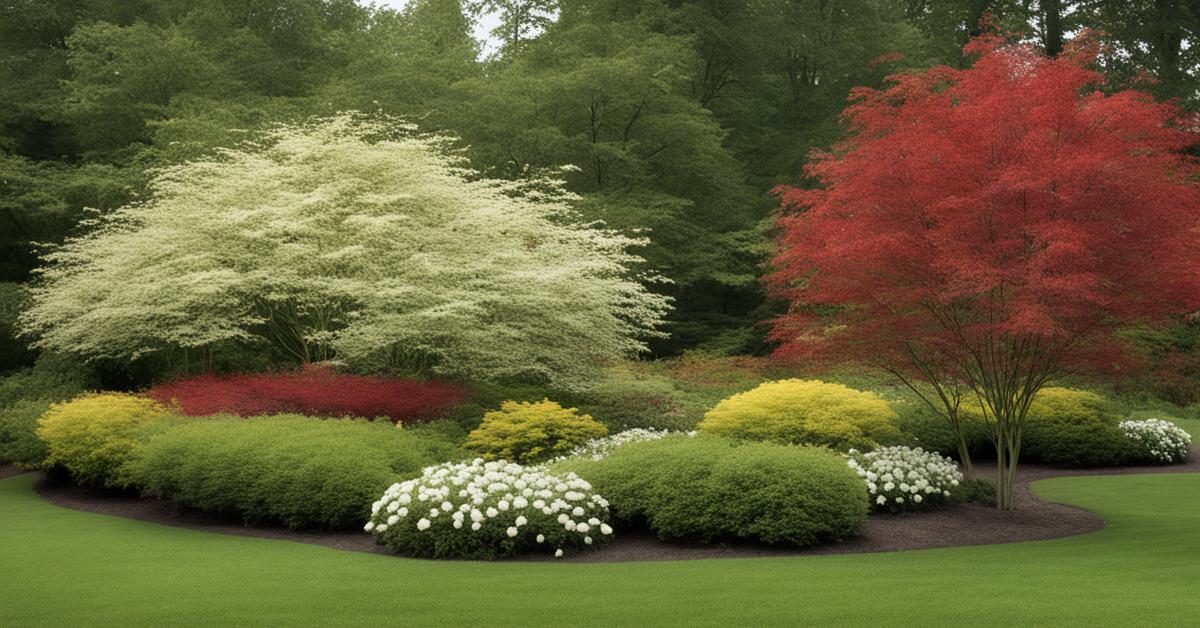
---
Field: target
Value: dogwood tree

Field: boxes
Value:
[768,35,1200,509]
[21,114,670,388]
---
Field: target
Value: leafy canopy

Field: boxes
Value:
[21,114,670,388]
[768,34,1200,507]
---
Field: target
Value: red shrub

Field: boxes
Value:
[148,366,468,423]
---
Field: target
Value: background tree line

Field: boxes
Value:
[2,0,1197,366]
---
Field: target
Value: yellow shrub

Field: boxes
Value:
[464,399,607,463]
[698,379,899,450]
[37,393,175,487]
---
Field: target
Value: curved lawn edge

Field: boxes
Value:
[17,447,1199,563]
[4,471,1200,627]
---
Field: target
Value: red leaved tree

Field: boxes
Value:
[767,34,1200,510]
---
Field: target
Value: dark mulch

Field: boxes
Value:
[13,448,1200,564]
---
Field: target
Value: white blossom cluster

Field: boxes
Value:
[365,458,613,559]
[1119,418,1192,464]
[546,428,684,464]
[846,446,962,511]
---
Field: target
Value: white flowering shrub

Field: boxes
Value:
[548,428,679,463]
[365,459,613,559]
[846,446,962,512]
[1119,419,1192,464]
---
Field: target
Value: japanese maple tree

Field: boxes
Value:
[767,34,1200,510]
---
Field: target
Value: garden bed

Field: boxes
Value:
[21,448,1198,563]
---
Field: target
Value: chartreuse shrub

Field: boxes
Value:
[698,379,900,450]
[464,399,607,464]
[555,435,867,547]
[366,459,613,560]
[36,393,177,487]
[1019,387,1137,466]
[0,399,54,468]
[129,415,462,529]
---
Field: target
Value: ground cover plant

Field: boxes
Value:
[556,435,867,547]
[463,399,607,463]
[130,415,462,529]
[698,379,899,450]
[147,366,467,423]
[366,459,613,559]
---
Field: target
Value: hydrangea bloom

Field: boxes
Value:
[366,459,613,559]
[1119,419,1192,464]
[846,446,962,512]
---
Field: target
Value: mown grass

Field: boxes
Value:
[1,470,1198,627]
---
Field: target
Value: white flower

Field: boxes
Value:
[417,518,431,531]
[536,534,545,543]
[558,513,570,524]
[453,520,463,529]
[364,521,375,532]
[486,507,499,518]
[506,526,519,538]
[584,536,593,545]
[515,515,528,526]
[876,495,887,505]
[376,524,388,532]
[600,523,613,535]
[387,515,400,525]
[555,549,564,558]
[471,522,482,531]
[576,522,590,533]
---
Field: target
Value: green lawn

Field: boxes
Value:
[1,471,1197,627]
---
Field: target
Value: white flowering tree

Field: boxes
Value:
[20,114,670,388]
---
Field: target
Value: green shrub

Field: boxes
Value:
[890,395,990,457]
[36,393,176,487]
[464,399,607,464]
[129,415,462,529]
[0,353,96,408]
[0,282,35,373]
[698,379,900,450]
[0,399,53,468]
[1019,388,1138,467]
[555,435,868,547]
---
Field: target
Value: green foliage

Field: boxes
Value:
[0,283,35,372]
[889,394,991,457]
[0,399,53,469]
[1019,388,1139,467]
[555,435,867,546]
[698,379,900,449]
[899,386,1140,467]
[464,399,607,463]
[36,393,175,488]
[129,415,462,529]
[0,353,97,409]
[22,115,669,389]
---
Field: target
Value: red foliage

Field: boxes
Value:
[148,366,467,423]
[768,34,1200,380]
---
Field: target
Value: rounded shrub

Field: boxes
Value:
[367,459,613,560]
[555,435,868,547]
[698,379,900,450]
[1017,388,1136,467]
[847,446,963,512]
[129,415,462,529]
[1119,418,1192,464]
[464,399,607,464]
[36,393,175,487]
[0,399,54,468]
